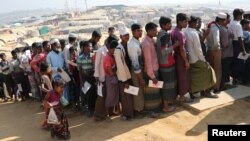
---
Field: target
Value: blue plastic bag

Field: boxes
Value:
[60,95,69,107]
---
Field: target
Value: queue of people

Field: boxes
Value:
[1,8,250,140]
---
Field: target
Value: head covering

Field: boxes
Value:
[217,12,227,19]
[52,74,65,86]
[50,39,60,45]
[245,11,250,15]
[53,74,65,83]
[68,33,77,38]
[119,28,129,36]
[53,74,62,81]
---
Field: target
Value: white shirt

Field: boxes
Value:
[20,53,32,72]
[114,43,131,82]
[94,45,108,82]
[127,37,142,73]
[185,27,205,64]
[229,20,243,41]
[63,44,71,70]
[206,23,221,50]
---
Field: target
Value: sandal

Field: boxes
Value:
[179,97,194,103]
[148,112,159,118]
[105,116,112,123]
[162,106,176,113]
[121,115,132,121]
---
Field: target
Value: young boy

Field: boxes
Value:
[69,46,80,109]
[0,53,14,100]
[157,16,180,112]
[229,8,246,85]
[241,19,250,46]
[171,13,193,104]
[77,41,96,117]
[10,50,27,101]
[241,19,250,84]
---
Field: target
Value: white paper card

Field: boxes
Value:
[59,70,71,82]
[49,101,59,107]
[90,53,94,58]
[17,84,23,92]
[82,81,91,94]
[124,85,139,96]
[148,80,164,88]
[97,83,103,97]
[25,50,31,60]
[238,53,250,60]
[66,60,77,67]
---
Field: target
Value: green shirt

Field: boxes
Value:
[76,53,93,75]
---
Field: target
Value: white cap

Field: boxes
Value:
[245,11,250,14]
[68,33,77,38]
[119,28,129,36]
[217,12,227,19]
[50,38,60,44]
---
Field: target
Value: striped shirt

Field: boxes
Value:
[77,53,93,74]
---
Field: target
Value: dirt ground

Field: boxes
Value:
[0,97,250,141]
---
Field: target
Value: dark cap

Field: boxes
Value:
[189,16,199,23]
[240,19,250,26]
[92,30,102,37]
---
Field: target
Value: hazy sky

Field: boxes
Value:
[0,0,245,13]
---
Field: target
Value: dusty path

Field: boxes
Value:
[0,98,250,141]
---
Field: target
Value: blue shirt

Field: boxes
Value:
[46,51,65,71]
[243,30,250,44]
[243,30,250,53]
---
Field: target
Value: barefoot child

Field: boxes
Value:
[40,63,53,129]
[44,75,70,140]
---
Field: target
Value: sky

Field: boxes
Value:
[0,0,247,13]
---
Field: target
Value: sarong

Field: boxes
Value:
[144,71,161,111]
[159,66,177,101]
[105,76,119,108]
[190,60,216,93]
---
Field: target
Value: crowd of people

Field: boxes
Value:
[1,8,250,140]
